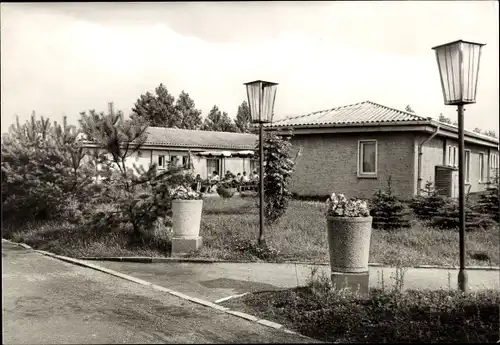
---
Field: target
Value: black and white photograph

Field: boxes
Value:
[1,1,499,343]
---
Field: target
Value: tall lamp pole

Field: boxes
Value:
[244,80,279,246]
[432,40,485,292]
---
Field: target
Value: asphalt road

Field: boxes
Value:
[2,241,313,344]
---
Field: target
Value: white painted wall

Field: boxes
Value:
[84,146,249,181]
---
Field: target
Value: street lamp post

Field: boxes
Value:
[244,80,279,246]
[432,40,486,292]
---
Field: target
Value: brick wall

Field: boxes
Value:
[289,132,416,200]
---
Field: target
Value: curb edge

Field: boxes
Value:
[3,239,499,271]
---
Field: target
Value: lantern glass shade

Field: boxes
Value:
[432,40,485,106]
[244,80,278,123]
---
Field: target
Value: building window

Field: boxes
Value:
[158,155,165,168]
[182,156,189,168]
[491,153,499,170]
[478,153,484,182]
[358,140,377,177]
[447,145,458,167]
[465,150,470,183]
[207,158,221,177]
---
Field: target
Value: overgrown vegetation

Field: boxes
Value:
[221,268,500,343]
[254,131,296,226]
[370,177,411,230]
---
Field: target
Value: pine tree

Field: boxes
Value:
[371,176,411,230]
[475,168,499,223]
[79,105,193,236]
[1,112,93,222]
[131,84,182,128]
[175,91,203,130]
[410,181,445,220]
[234,100,253,133]
[201,105,238,132]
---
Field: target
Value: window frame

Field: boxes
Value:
[453,146,458,167]
[158,155,165,169]
[491,153,498,170]
[464,150,471,183]
[477,152,484,182]
[357,139,378,178]
[447,145,459,167]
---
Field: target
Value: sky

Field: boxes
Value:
[1,1,499,133]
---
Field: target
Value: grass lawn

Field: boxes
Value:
[193,197,499,267]
[3,196,499,267]
[220,270,500,343]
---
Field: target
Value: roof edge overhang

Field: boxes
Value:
[81,141,255,151]
[267,121,498,148]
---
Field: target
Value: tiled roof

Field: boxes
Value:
[144,127,257,150]
[266,100,498,144]
[267,101,428,128]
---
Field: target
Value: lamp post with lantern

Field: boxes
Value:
[432,40,486,292]
[244,80,278,246]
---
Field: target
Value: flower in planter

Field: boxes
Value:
[325,193,370,217]
[171,185,203,200]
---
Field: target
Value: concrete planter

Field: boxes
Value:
[216,186,236,198]
[171,199,203,255]
[326,216,373,273]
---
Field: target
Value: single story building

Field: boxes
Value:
[266,100,499,200]
[83,127,259,180]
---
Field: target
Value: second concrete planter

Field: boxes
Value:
[326,216,373,273]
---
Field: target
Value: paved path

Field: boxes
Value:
[2,241,313,344]
[85,260,500,303]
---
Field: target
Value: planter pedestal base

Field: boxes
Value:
[331,271,369,296]
[172,236,203,256]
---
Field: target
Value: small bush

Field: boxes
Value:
[410,181,447,220]
[410,181,496,230]
[431,199,497,230]
[475,171,499,223]
[371,177,411,230]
